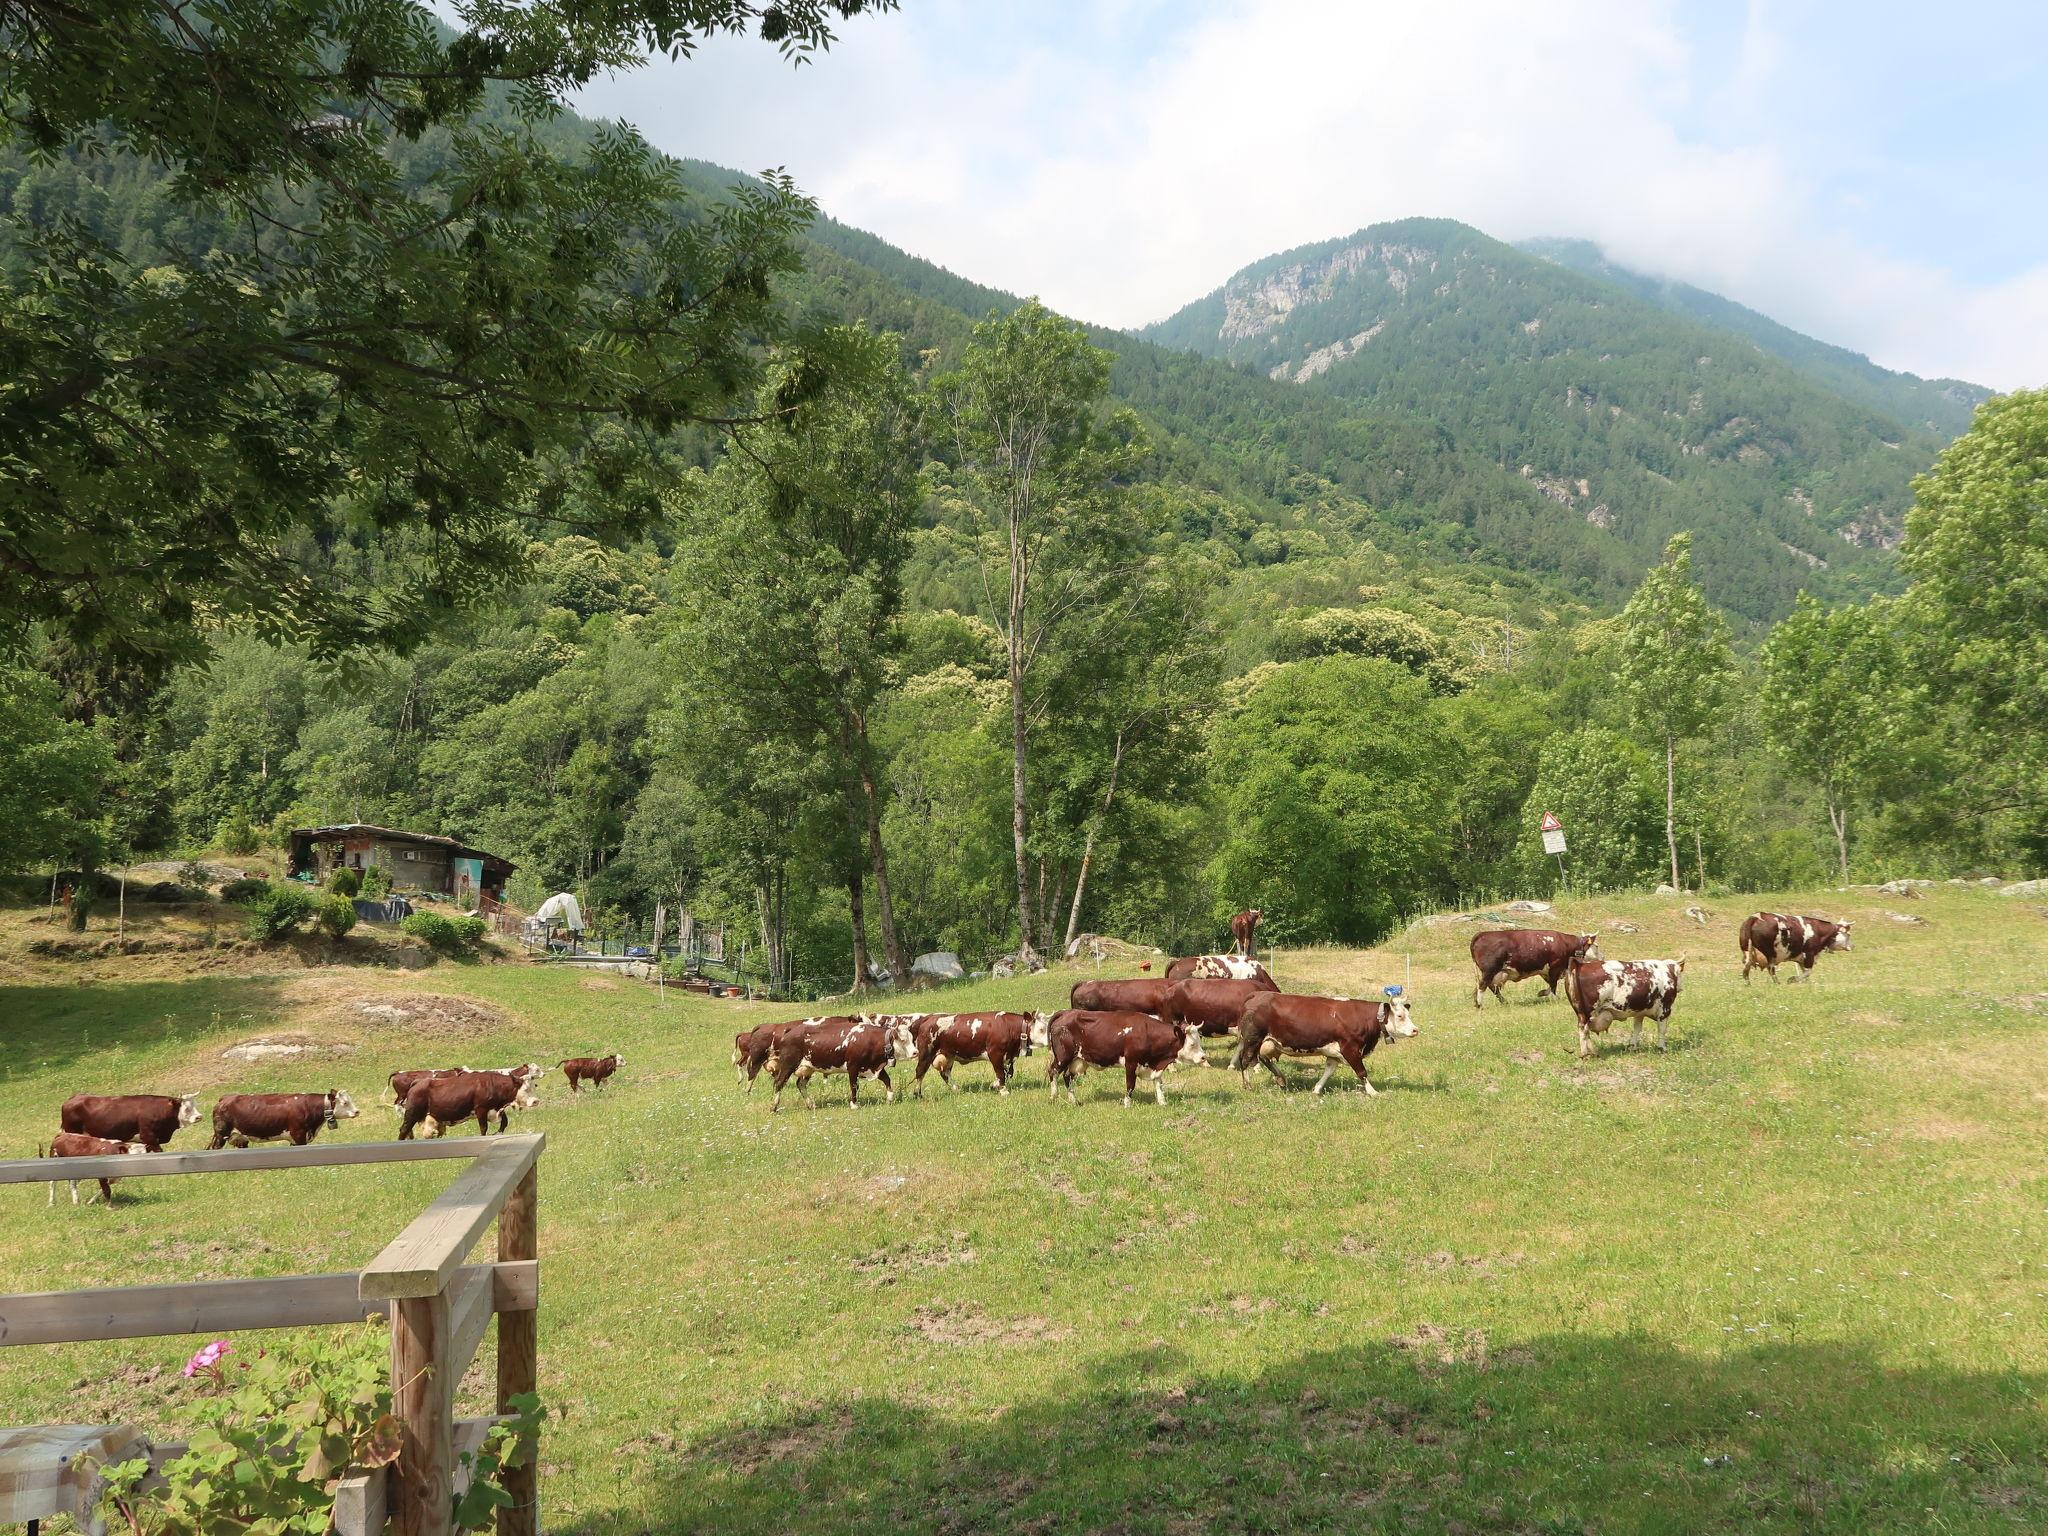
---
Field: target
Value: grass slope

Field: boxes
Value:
[3,887,2045,1533]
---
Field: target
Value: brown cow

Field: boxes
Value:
[398,1070,540,1139]
[560,1054,624,1093]
[40,1131,148,1205]
[769,1016,917,1113]
[60,1093,201,1152]
[1163,955,1277,986]
[1069,977,1172,1015]
[912,1012,1049,1097]
[1045,1008,1207,1107]
[1230,907,1263,958]
[1233,994,1418,1096]
[1562,960,1685,1058]
[210,1090,360,1149]
[1739,914,1852,983]
[1163,977,1273,1039]
[733,1017,843,1093]
[384,1064,538,1107]
[1470,930,1602,1008]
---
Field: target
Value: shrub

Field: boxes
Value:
[402,910,459,953]
[452,914,488,947]
[220,877,271,905]
[246,883,317,941]
[177,860,211,889]
[359,864,390,898]
[317,894,358,939]
[67,883,95,931]
[327,866,362,897]
[214,810,259,855]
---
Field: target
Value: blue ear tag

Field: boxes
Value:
[1383,984,1404,1000]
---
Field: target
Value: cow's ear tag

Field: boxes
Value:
[1383,985,1404,999]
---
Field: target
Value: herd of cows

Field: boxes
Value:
[732,909,1856,1111]
[28,908,1856,1201]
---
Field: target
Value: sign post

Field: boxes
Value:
[1540,812,1568,888]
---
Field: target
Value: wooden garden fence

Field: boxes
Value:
[0,1135,545,1536]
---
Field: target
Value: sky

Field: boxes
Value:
[574,0,2048,389]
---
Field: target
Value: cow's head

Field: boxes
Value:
[884,1017,919,1064]
[125,1141,150,1157]
[176,1094,201,1127]
[513,1081,541,1112]
[1575,933,1603,961]
[326,1089,360,1126]
[606,1052,625,1069]
[1027,1012,1053,1053]
[1828,923,1852,952]
[1173,1024,1210,1069]
[1380,999,1419,1040]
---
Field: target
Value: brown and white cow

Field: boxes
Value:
[769,1016,917,1112]
[40,1131,149,1205]
[210,1090,360,1149]
[1163,977,1274,1040]
[1562,960,1685,1058]
[59,1093,200,1152]
[733,1017,842,1093]
[384,1064,538,1108]
[1469,929,1602,1008]
[1232,994,1417,1096]
[1045,1008,1207,1107]
[912,1012,1049,1096]
[560,1054,624,1093]
[1739,914,1852,983]
[1069,977,1172,1015]
[398,1070,540,1139]
[1230,908,1263,959]
[1163,954,1278,986]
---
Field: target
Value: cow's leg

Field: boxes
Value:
[940,1057,956,1092]
[290,1128,312,1146]
[1149,1068,1167,1107]
[70,1179,81,1205]
[208,1125,229,1151]
[1630,1017,1645,1050]
[47,1179,55,1207]
[1741,948,1754,983]
[1261,1056,1288,1087]
[879,1065,894,1105]
[1577,1021,1594,1059]
[1657,1013,1670,1052]
[1473,969,1488,1009]
[1309,1061,1335,1095]
[1123,1057,1138,1108]
[97,1177,114,1204]
[992,1052,1011,1097]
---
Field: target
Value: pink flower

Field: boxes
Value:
[182,1340,231,1379]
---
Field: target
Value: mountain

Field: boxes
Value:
[1140,217,1958,620]
[1518,236,1992,438]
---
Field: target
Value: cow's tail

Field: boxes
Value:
[1562,963,1584,1017]
[1735,918,1749,956]
[35,1141,46,1160]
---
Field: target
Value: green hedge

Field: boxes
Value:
[220,877,271,905]
[246,884,317,941]
[317,894,359,938]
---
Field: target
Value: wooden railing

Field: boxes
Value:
[0,1135,545,1536]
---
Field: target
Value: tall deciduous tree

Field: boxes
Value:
[933,301,1144,967]
[0,0,895,668]
[1614,533,1733,890]
[0,667,113,875]
[1759,594,1902,881]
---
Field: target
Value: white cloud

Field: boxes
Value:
[575,0,2045,389]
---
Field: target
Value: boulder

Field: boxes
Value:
[1500,900,1553,914]
[1655,884,1680,896]
[1604,919,1643,934]
[989,950,1047,979]
[1684,905,1712,925]
[1876,879,1933,895]
[911,950,966,981]
[1996,879,2048,898]
[1884,911,1927,925]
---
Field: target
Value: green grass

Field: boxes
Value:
[4,886,2047,1532]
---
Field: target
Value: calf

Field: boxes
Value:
[912,1012,1049,1097]
[560,1054,624,1093]
[1163,954,1277,987]
[1230,907,1263,958]
[1739,914,1851,983]
[398,1070,540,1140]
[60,1093,200,1152]
[1045,1008,1207,1107]
[1562,960,1685,1058]
[1470,929,1601,1007]
[40,1131,148,1206]
[769,1016,917,1113]
[211,1090,360,1149]
[1069,977,1171,1015]
[1233,994,1417,1096]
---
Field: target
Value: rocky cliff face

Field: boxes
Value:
[1222,242,1440,344]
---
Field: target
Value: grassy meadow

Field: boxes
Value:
[3,885,2046,1533]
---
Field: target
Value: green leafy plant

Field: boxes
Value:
[245,883,317,941]
[402,910,459,954]
[177,860,211,889]
[453,1393,545,1532]
[219,877,271,905]
[214,811,259,855]
[451,915,489,949]
[359,864,391,899]
[327,866,362,898]
[317,894,359,939]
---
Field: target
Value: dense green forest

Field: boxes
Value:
[3,4,2043,996]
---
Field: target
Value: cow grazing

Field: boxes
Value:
[1232,994,1417,1096]
[40,1131,148,1206]
[210,1090,360,1149]
[1045,1009,1207,1107]
[912,1012,1049,1097]
[1739,914,1852,983]
[59,1093,200,1152]
[560,1054,624,1093]
[1069,977,1172,1015]
[1163,954,1278,986]
[769,1016,917,1113]
[1469,930,1602,1008]
[1562,960,1685,1058]
[1230,907,1263,958]
[398,1070,540,1140]
[1163,977,1274,1040]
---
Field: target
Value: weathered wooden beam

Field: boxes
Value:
[445,1266,493,1387]
[0,1138,488,1188]
[389,1290,452,1536]
[359,1137,544,1303]
[495,1164,539,1536]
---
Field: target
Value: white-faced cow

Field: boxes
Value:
[1470,929,1601,1008]
[1044,1008,1207,1107]
[60,1093,201,1152]
[384,1064,538,1107]
[560,1054,624,1093]
[1069,977,1172,1015]
[1562,960,1685,1058]
[1163,954,1278,986]
[211,1090,360,1148]
[912,1012,1049,1096]
[1162,977,1274,1040]
[1739,914,1852,983]
[40,1132,149,1205]
[398,1070,540,1139]
[1232,994,1417,1096]
[769,1016,917,1112]
[1230,908,1263,959]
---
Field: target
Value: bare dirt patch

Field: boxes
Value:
[220,1031,360,1063]
[1407,1250,1525,1278]
[696,1408,854,1474]
[850,1232,978,1285]
[291,978,511,1040]
[1388,1322,1503,1371]
[579,976,619,992]
[906,1302,1070,1347]
[1898,1114,1991,1143]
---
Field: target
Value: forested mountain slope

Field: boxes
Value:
[1143,217,1960,620]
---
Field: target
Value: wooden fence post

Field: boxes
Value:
[390,1291,454,1536]
[497,1165,539,1536]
